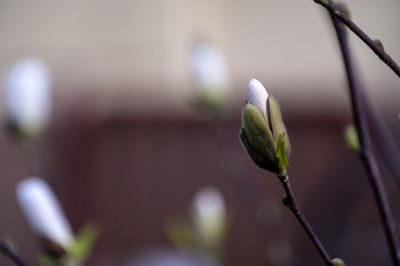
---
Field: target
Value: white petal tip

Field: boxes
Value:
[247,79,268,95]
[16,177,74,248]
[193,187,226,220]
[4,58,52,132]
[248,78,261,86]
[246,78,268,116]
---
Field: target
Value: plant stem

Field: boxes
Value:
[313,0,400,78]
[329,10,400,266]
[0,242,30,266]
[366,95,400,188]
[278,173,333,265]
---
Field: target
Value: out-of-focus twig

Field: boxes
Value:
[0,241,31,266]
[329,10,400,266]
[363,94,400,188]
[314,0,400,78]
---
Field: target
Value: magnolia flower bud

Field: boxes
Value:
[191,187,227,249]
[3,58,52,140]
[16,177,74,256]
[240,79,290,174]
[190,42,230,112]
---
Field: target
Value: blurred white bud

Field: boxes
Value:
[125,247,220,266]
[246,78,269,119]
[3,58,52,138]
[190,42,230,111]
[16,177,74,249]
[191,42,229,90]
[191,187,227,248]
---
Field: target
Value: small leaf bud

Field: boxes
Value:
[374,39,385,51]
[344,124,360,152]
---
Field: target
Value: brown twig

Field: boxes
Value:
[364,93,400,188]
[329,10,400,266]
[314,0,400,78]
[0,241,31,266]
[279,173,333,265]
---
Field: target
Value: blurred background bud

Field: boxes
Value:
[191,187,227,251]
[16,177,74,256]
[344,124,360,152]
[3,58,52,140]
[331,257,346,266]
[190,42,230,113]
[124,247,220,266]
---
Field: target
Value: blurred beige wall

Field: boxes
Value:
[0,0,398,116]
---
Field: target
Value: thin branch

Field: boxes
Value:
[0,241,31,266]
[329,10,400,266]
[279,173,333,265]
[364,94,400,188]
[314,0,400,78]
[212,119,301,264]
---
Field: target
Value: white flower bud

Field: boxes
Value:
[16,177,74,249]
[242,79,291,174]
[190,43,229,91]
[3,58,52,137]
[246,79,269,119]
[191,187,226,247]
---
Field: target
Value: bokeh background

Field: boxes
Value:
[0,0,399,265]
